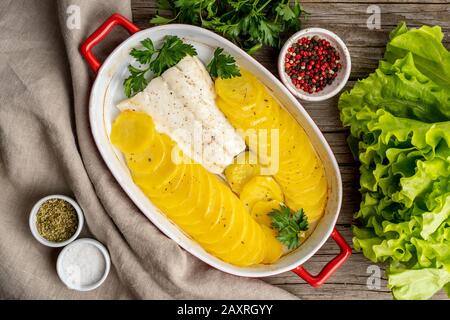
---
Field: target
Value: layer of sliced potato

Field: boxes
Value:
[111,111,283,267]
[216,70,328,224]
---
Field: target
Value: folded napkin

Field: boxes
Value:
[0,0,296,299]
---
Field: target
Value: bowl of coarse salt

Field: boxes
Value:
[56,238,110,291]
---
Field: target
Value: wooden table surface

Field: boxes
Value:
[130,0,450,300]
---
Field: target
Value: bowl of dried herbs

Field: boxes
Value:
[29,195,84,247]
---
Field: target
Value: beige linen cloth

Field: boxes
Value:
[0,0,297,299]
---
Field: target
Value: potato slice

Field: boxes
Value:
[126,133,169,175]
[164,165,208,221]
[110,111,155,154]
[215,69,262,108]
[224,152,260,194]
[260,225,283,264]
[209,205,251,260]
[236,218,264,266]
[250,199,281,228]
[197,185,234,245]
[216,97,251,130]
[133,163,185,199]
[125,148,157,175]
[221,196,246,245]
[148,164,194,209]
[225,215,257,266]
[284,175,328,223]
[240,176,284,212]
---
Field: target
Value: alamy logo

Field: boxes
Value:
[170,123,280,175]
[366,265,381,290]
[66,5,81,30]
[366,5,381,30]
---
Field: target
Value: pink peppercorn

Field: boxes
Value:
[284,35,342,94]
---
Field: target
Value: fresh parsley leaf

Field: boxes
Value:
[207,48,241,79]
[123,35,197,97]
[258,19,282,47]
[130,38,156,64]
[269,205,309,250]
[202,18,241,43]
[278,0,304,30]
[227,0,246,11]
[246,43,263,56]
[157,0,173,10]
[150,35,197,76]
[150,14,178,25]
[172,0,203,24]
[293,208,309,231]
[123,65,149,98]
[275,3,297,22]
[277,228,300,250]
[204,0,217,18]
[270,205,292,231]
[292,0,305,18]
[150,0,306,54]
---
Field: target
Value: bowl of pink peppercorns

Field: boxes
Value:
[278,28,351,101]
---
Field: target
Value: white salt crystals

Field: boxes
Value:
[62,243,105,286]
[57,238,110,291]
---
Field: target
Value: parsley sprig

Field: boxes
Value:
[124,36,240,98]
[269,204,309,249]
[124,36,197,97]
[151,36,197,76]
[150,0,306,54]
[207,48,241,79]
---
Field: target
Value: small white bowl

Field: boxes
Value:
[278,27,351,101]
[29,194,84,248]
[56,238,111,291]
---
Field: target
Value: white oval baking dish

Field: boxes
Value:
[80,14,351,286]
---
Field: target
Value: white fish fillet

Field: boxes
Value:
[117,56,245,174]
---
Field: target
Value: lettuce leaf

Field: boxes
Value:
[385,22,450,88]
[339,23,450,300]
[388,268,450,300]
[339,53,450,126]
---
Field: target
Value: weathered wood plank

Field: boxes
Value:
[337,166,360,225]
[325,132,354,165]
[302,3,450,27]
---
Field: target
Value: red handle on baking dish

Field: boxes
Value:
[80,14,140,73]
[292,228,351,287]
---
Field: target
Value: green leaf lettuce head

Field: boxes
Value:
[339,23,450,300]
